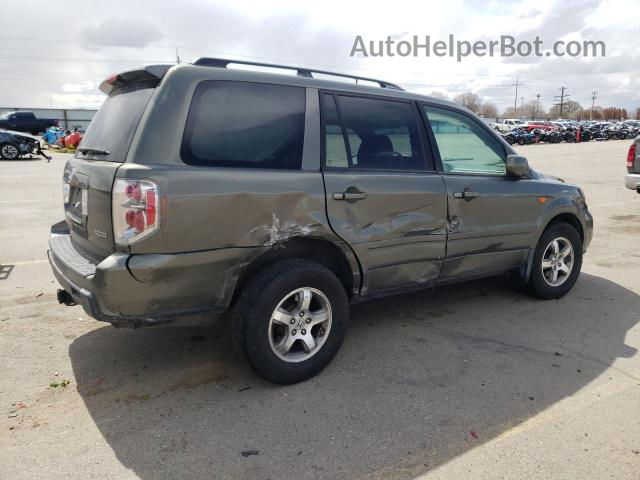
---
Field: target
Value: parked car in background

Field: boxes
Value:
[490,118,525,132]
[48,60,593,384]
[0,129,50,160]
[524,121,556,132]
[0,111,58,135]
[626,137,640,193]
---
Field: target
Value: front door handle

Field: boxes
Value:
[453,191,478,199]
[333,191,367,201]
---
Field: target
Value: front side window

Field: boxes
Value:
[424,106,506,175]
[182,81,305,169]
[325,95,426,171]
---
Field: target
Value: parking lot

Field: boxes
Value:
[1,141,639,479]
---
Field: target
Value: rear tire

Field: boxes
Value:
[528,223,582,299]
[232,259,349,384]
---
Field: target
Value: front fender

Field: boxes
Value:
[521,195,592,282]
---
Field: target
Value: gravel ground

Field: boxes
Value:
[1,141,639,480]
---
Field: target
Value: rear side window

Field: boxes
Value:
[323,94,426,171]
[322,94,349,168]
[181,81,305,169]
[77,83,155,163]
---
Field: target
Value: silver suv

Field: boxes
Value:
[49,59,593,383]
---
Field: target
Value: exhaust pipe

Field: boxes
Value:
[57,289,77,306]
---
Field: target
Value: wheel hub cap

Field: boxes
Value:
[268,287,332,363]
[541,237,574,287]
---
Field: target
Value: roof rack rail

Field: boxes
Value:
[192,57,404,91]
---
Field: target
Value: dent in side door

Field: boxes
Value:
[324,171,448,294]
[440,175,543,279]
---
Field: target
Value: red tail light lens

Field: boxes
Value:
[112,179,160,245]
[145,190,156,225]
[627,144,637,168]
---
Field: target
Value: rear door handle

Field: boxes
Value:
[333,191,367,201]
[453,191,478,199]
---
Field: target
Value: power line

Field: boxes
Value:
[0,54,175,64]
[0,36,181,49]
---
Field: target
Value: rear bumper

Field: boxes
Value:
[48,229,263,327]
[625,173,640,191]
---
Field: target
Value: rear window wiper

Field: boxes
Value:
[78,147,110,156]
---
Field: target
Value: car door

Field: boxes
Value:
[321,92,448,294]
[422,103,544,280]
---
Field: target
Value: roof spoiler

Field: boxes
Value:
[99,64,173,95]
[192,57,404,91]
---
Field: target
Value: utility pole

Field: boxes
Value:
[553,86,569,119]
[175,46,181,64]
[511,76,523,112]
[520,96,525,117]
[534,93,541,120]
[590,90,598,120]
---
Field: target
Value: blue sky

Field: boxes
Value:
[0,0,637,114]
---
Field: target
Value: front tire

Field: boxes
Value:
[232,259,349,384]
[528,223,583,299]
[0,143,19,160]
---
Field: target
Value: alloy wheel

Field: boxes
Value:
[268,287,332,363]
[1,144,19,159]
[541,237,574,287]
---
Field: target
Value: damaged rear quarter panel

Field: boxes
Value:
[120,165,333,253]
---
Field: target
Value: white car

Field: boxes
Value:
[490,119,525,133]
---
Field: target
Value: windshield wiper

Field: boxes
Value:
[77,147,110,156]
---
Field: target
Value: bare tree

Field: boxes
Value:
[478,101,498,119]
[520,100,547,120]
[602,107,628,120]
[549,100,583,119]
[453,92,482,113]
[501,107,519,118]
[636,107,640,120]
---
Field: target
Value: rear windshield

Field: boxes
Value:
[76,82,154,162]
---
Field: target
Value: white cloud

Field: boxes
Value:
[0,0,637,114]
[61,82,96,93]
[80,16,165,49]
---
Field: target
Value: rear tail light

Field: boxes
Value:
[112,179,160,245]
[627,144,637,169]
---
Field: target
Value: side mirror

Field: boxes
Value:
[506,155,529,178]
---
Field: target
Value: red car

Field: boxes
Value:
[525,121,556,132]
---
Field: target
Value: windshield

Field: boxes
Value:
[76,84,154,162]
